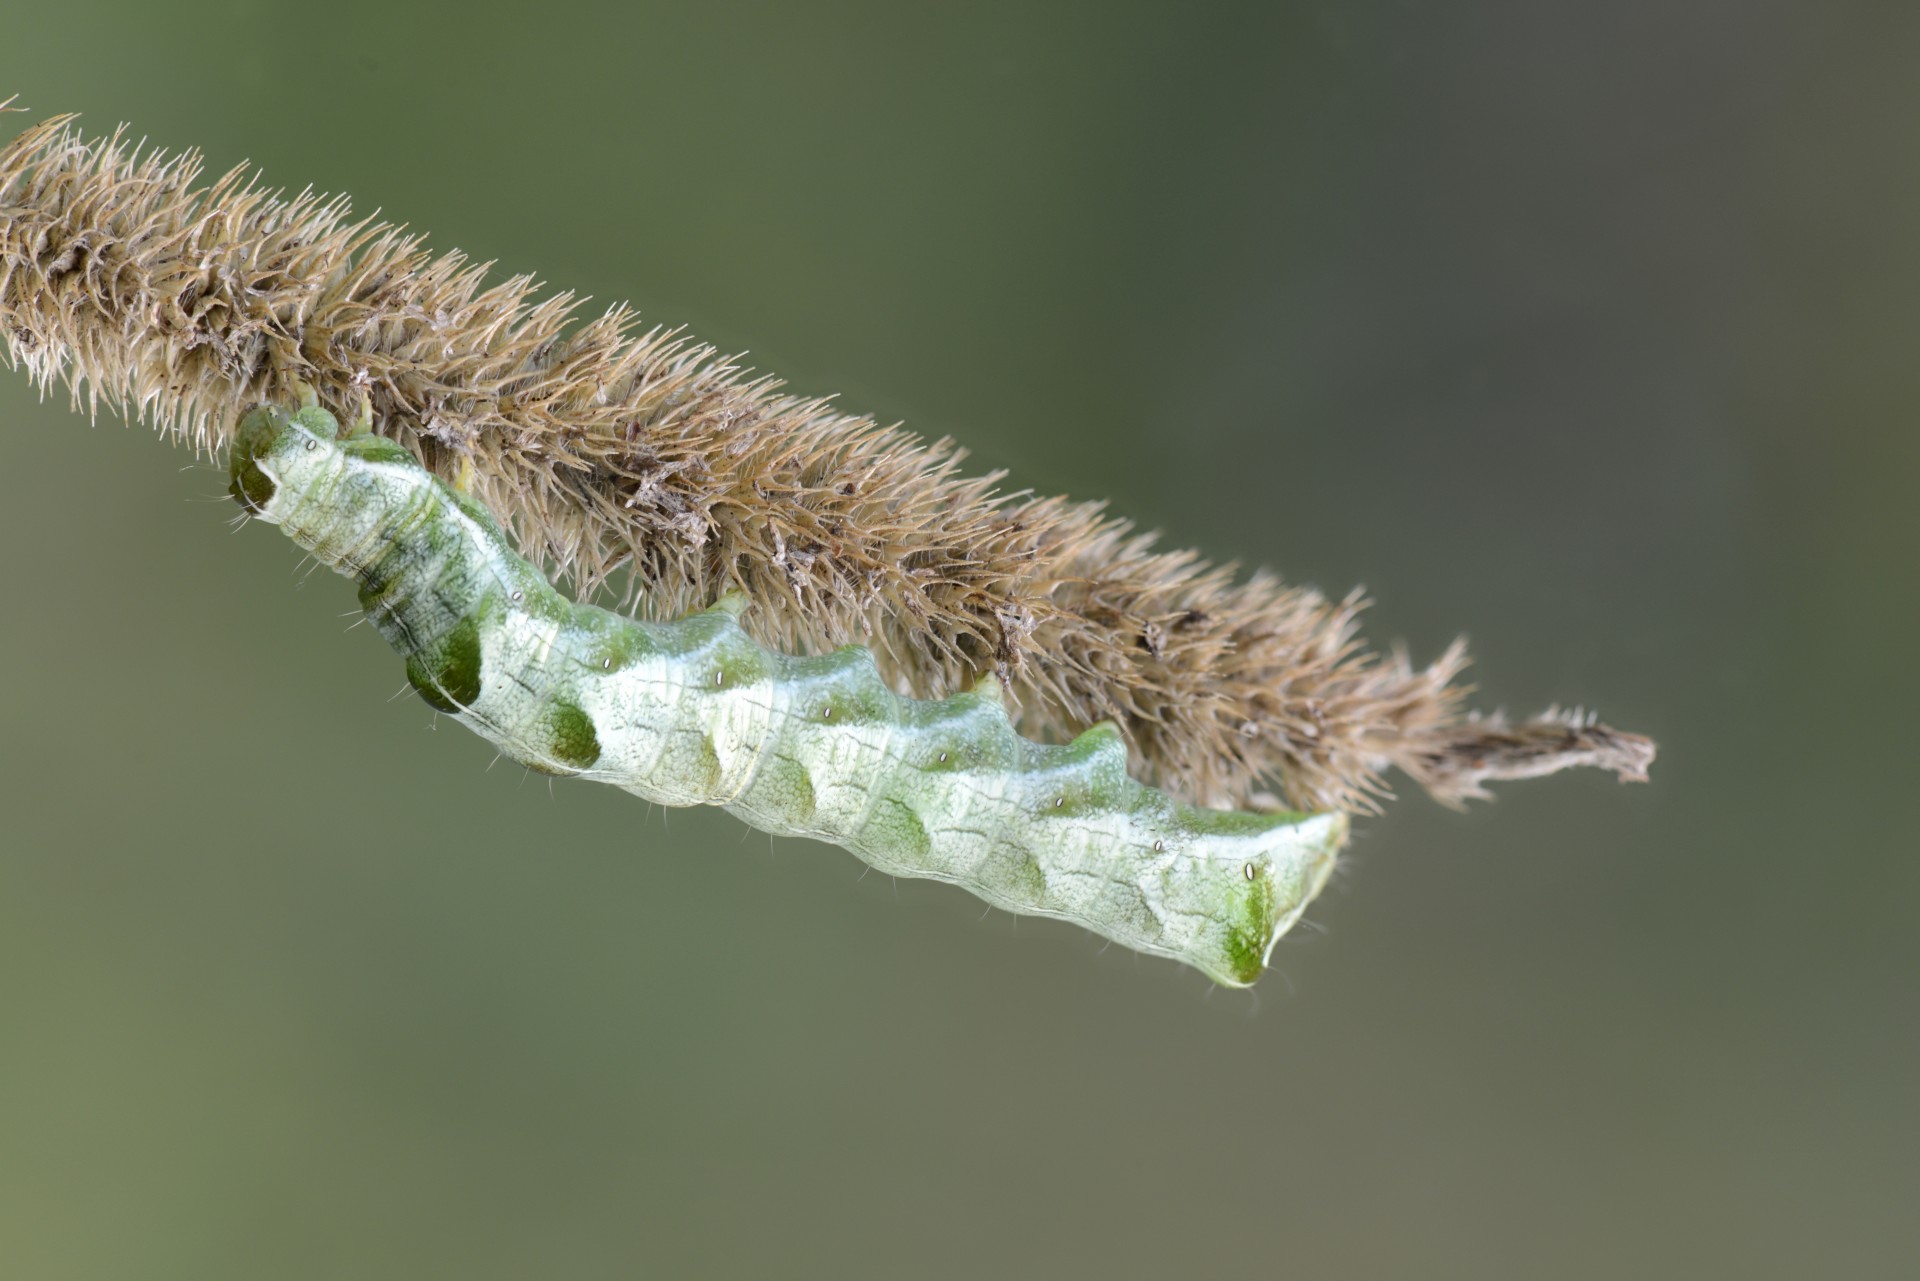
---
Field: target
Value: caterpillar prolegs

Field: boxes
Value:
[230,396,1348,986]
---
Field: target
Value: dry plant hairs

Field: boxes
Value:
[0,102,1653,815]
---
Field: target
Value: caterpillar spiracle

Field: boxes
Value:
[230,394,1348,986]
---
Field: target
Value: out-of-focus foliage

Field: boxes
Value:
[0,3,1911,1278]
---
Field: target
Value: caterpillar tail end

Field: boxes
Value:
[1220,808,1350,989]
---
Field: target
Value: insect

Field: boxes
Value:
[230,390,1348,986]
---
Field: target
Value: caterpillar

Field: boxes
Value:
[230,393,1348,986]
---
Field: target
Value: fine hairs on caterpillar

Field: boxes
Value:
[233,391,1348,987]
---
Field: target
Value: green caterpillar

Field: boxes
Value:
[230,393,1347,986]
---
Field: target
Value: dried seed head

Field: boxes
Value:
[0,109,1654,811]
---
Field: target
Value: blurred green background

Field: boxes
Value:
[2,3,1914,1277]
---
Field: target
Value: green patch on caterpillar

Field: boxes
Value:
[231,391,1347,987]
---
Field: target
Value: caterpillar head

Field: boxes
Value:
[229,398,342,516]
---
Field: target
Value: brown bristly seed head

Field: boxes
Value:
[0,108,1655,812]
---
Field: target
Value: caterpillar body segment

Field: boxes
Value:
[230,401,1347,985]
